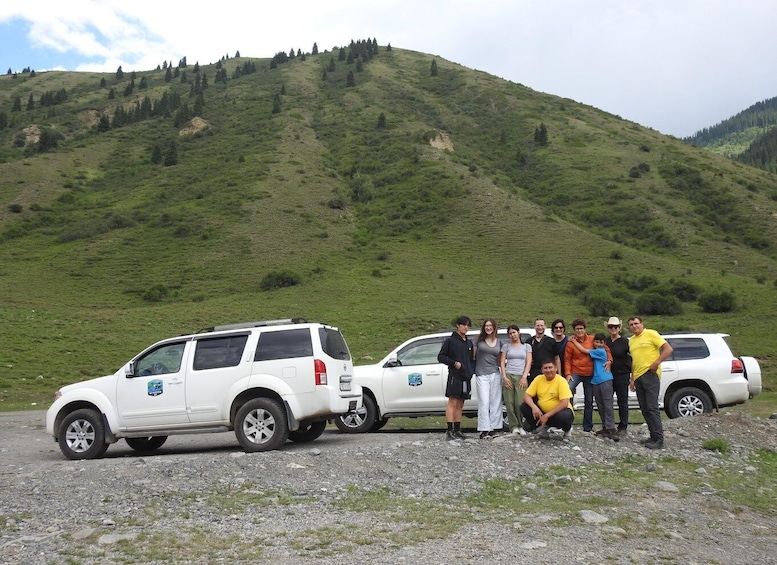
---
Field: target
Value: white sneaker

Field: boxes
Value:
[563,429,573,440]
[517,427,527,436]
[511,427,520,434]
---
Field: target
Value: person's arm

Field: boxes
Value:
[650,341,674,372]
[569,338,590,354]
[500,348,511,389]
[523,389,543,421]
[564,341,574,379]
[518,349,532,389]
[438,338,461,371]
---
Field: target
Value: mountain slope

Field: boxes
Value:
[0,45,775,406]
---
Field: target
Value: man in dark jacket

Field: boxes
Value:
[438,315,475,440]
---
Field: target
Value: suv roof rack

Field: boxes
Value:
[201,318,308,333]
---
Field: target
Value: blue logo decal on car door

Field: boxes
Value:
[408,373,422,386]
[148,379,163,396]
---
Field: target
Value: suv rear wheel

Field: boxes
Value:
[334,395,377,433]
[59,409,109,460]
[235,398,289,451]
[125,436,168,453]
[666,387,713,418]
[288,421,326,443]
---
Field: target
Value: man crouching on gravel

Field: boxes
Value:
[520,359,575,441]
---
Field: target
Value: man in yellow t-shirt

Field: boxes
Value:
[520,359,574,441]
[627,316,673,449]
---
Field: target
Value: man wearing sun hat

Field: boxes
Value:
[605,316,631,435]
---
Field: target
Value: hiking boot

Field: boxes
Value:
[479,431,490,439]
[446,430,458,441]
[487,430,498,438]
[536,426,550,439]
[644,440,664,449]
[594,428,609,437]
[639,437,654,445]
[605,429,620,442]
[453,430,468,440]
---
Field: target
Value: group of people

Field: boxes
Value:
[436,315,673,449]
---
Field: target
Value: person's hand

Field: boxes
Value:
[519,377,528,390]
[532,406,543,420]
[454,361,460,370]
[538,413,549,426]
[604,360,612,373]
[503,377,512,390]
[629,379,635,392]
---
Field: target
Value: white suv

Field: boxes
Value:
[334,327,543,433]
[46,319,361,459]
[572,332,762,418]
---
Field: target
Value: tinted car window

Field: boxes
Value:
[255,328,313,361]
[193,335,248,370]
[318,327,351,360]
[666,337,710,361]
[397,339,444,366]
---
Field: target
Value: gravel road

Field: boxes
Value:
[2,409,776,564]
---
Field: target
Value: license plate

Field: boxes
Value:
[340,382,352,391]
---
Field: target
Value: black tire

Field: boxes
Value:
[125,436,168,453]
[666,387,713,418]
[333,394,377,433]
[370,417,389,432]
[234,398,289,452]
[58,409,109,460]
[288,421,327,443]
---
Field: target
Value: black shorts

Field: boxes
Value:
[445,375,472,400]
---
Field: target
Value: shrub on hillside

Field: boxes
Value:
[142,284,169,302]
[260,270,302,291]
[635,291,682,315]
[698,290,736,313]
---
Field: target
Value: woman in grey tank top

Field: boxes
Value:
[500,324,532,434]
[474,318,504,439]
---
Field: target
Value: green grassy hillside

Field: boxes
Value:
[1,45,776,409]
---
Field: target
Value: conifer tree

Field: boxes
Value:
[12,96,21,111]
[115,66,124,80]
[164,139,177,166]
[430,59,438,77]
[97,113,111,132]
[377,112,386,129]
[346,70,355,87]
[328,57,336,72]
[312,42,319,55]
[338,47,346,61]
[26,93,35,110]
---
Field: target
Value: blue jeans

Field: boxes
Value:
[569,374,594,432]
[635,371,663,442]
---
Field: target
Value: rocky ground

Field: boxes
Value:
[1,409,776,564]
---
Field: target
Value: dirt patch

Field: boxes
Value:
[179,117,209,136]
[429,131,453,151]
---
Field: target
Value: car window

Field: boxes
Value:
[397,339,444,366]
[666,337,710,361]
[193,335,248,370]
[136,342,186,375]
[255,328,313,361]
[318,327,351,360]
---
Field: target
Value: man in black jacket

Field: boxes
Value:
[438,315,475,440]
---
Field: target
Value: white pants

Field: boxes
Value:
[476,372,504,431]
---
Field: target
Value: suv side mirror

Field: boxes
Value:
[126,362,138,378]
[385,355,400,368]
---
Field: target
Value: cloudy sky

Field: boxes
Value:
[2,0,776,138]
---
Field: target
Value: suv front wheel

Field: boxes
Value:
[235,398,289,451]
[59,409,109,460]
[666,387,713,418]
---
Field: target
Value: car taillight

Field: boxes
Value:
[731,358,744,374]
[315,359,328,385]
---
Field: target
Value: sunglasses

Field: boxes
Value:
[553,326,564,330]
[607,325,620,329]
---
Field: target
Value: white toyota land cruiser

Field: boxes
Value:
[46,319,361,459]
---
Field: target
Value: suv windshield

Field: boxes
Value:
[319,327,351,360]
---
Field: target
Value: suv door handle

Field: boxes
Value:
[426,371,441,376]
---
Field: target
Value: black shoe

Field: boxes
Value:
[639,437,654,445]
[446,430,457,441]
[536,426,550,439]
[644,440,664,449]
[487,430,498,438]
[454,430,468,440]
[479,431,490,439]
[594,428,608,437]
